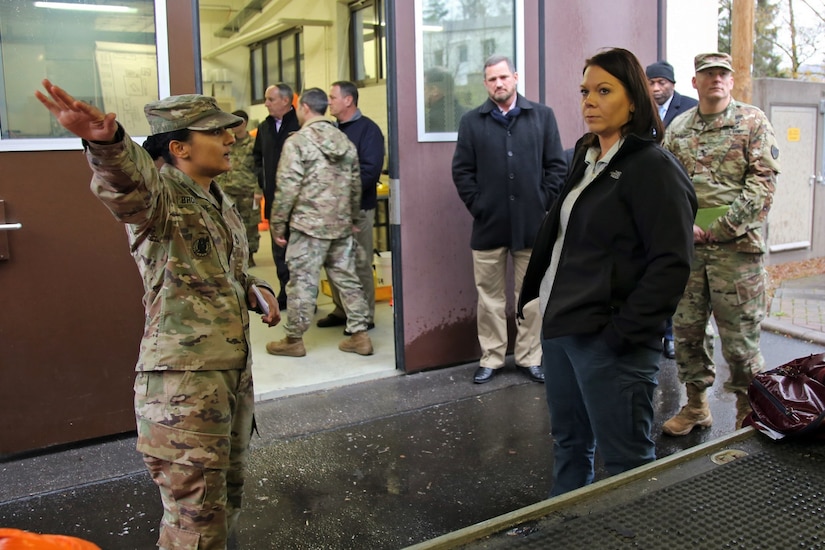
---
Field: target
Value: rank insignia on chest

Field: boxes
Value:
[193,236,211,257]
[610,170,622,180]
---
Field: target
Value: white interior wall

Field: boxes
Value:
[198,0,388,137]
[302,25,334,91]
[199,1,251,113]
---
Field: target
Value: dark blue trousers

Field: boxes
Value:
[542,333,660,496]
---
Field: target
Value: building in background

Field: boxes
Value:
[7,1,822,455]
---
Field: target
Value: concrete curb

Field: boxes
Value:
[761,317,825,347]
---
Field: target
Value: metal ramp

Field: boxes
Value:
[407,429,825,549]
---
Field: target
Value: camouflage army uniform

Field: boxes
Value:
[215,132,261,255]
[271,116,370,336]
[86,122,273,550]
[664,99,780,395]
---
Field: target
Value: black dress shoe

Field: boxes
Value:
[663,339,675,359]
[343,322,375,336]
[317,313,346,328]
[473,367,498,384]
[518,365,545,383]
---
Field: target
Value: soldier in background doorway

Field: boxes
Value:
[215,110,261,265]
[266,88,374,358]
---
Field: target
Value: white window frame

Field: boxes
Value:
[415,0,524,143]
[0,0,170,152]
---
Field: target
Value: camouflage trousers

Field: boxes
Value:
[329,209,376,322]
[672,245,766,394]
[227,192,260,254]
[134,365,254,550]
[284,230,370,337]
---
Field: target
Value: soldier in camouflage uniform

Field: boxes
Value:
[266,88,374,357]
[35,81,282,550]
[214,110,261,265]
[662,53,780,435]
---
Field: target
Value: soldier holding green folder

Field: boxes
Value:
[662,52,780,435]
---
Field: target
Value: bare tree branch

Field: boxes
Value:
[798,0,825,23]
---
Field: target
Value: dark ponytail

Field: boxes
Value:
[142,129,192,165]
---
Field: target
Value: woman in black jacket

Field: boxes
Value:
[518,48,697,496]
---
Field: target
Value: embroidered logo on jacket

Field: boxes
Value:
[193,236,211,257]
[610,170,622,179]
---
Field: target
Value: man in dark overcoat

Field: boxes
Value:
[452,54,566,385]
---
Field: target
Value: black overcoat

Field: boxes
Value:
[452,94,566,251]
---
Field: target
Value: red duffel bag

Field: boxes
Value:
[744,352,825,440]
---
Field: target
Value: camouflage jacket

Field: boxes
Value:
[664,99,780,253]
[270,116,361,239]
[85,125,274,372]
[214,133,258,199]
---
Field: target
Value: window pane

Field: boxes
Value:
[420,0,515,135]
[351,1,383,83]
[251,47,264,101]
[0,0,158,139]
[280,34,297,91]
[378,27,387,79]
[265,40,281,86]
[351,7,369,81]
[251,30,303,103]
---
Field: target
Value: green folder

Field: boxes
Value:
[695,205,730,231]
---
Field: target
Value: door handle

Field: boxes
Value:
[0,200,20,261]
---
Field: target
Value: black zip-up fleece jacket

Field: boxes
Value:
[518,134,697,353]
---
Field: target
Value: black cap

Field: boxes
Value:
[645,60,675,83]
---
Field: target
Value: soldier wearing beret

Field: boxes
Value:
[663,53,781,435]
[35,80,281,550]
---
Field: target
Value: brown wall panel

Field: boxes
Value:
[544,1,661,148]
[167,0,198,94]
[0,1,200,454]
[0,151,145,454]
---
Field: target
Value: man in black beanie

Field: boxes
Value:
[646,60,698,127]
[645,60,698,359]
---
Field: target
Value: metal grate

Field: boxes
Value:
[503,442,825,549]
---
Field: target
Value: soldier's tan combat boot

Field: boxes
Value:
[339,331,374,356]
[266,337,306,357]
[735,391,752,429]
[662,383,713,436]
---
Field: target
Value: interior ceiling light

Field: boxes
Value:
[33,1,138,13]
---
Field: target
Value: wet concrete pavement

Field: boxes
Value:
[2,275,825,549]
